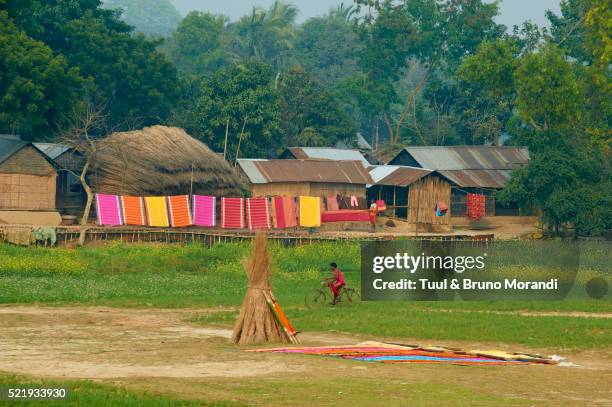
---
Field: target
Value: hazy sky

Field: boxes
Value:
[171,0,561,28]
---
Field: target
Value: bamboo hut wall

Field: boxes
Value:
[407,176,451,225]
[0,173,56,210]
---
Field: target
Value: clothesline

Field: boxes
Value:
[95,193,374,230]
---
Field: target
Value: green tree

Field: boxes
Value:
[2,0,180,133]
[165,11,229,77]
[277,68,356,146]
[0,11,82,139]
[102,0,182,37]
[353,0,503,145]
[229,0,298,72]
[171,61,281,161]
[293,4,361,88]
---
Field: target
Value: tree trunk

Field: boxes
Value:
[78,156,93,246]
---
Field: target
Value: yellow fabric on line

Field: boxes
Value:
[299,196,321,227]
[145,196,169,227]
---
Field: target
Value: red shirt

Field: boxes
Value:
[333,268,345,285]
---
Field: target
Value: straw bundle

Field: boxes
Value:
[231,233,289,345]
[90,125,243,196]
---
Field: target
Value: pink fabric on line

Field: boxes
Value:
[95,193,123,226]
[282,196,297,227]
[192,195,216,227]
[350,195,359,207]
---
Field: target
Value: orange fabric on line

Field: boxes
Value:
[121,196,146,226]
[168,195,192,227]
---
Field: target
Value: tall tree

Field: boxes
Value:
[2,0,180,134]
[165,11,229,77]
[229,0,298,72]
[0,11,82,139]
[171,61,281,161]
[277,68,356,146]
[294,4,361,88]
[353,0,503,145]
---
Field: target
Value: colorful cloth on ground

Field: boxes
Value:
[321,210,370,223]
[167,195,192,227]
[95,194,123,226]
[272,196,297,228]
[246,197,271,230]
[121,196,146,226]
[326,194,340,211]
[249,344,530,365]
[192,195,216,227]
[298,196,321,227]
[221,197,245,228]
[466,193,485,220]
[144,196,169,227]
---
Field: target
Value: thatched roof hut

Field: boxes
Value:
[90,126,243,196]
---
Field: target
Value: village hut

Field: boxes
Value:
[34,143,86,215]
[89,126,243,196]
[368,165,452,225]
[237,159,373,207]
[0,135,61,225]
[388,146,530,218]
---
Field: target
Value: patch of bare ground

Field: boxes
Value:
[0,306,610,406]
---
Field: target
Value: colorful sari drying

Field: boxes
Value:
[221,197,244,229]
[121,196,146,226]
[95,194,123,226]
[246,197,270,230]
[272,196,297,228]
[144,196,169,227]
[167,195,192,227]
[192,195,216,227]
[299,196,321,227]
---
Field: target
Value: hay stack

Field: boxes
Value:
[231,233,289,345]
[90,125,243,196]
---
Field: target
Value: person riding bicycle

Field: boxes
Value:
[327,262,345,305]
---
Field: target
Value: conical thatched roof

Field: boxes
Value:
[90,126,243,196]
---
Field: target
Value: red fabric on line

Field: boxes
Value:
[321,210,370,223]
[246,197,271,230]
[221,197,244,228]
[466,193,485,220]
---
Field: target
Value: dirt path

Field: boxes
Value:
[0,306,610,406]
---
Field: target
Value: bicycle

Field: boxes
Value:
[305,280,361,308]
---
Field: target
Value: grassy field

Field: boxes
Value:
[0,241,610,350]
[0,373,242,406]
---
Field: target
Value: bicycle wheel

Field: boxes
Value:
[343,288,361,302]
[305,289,328,308]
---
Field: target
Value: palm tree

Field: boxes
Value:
[229,1,298,71]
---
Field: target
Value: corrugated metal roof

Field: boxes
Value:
[0,134,27,164]
[238,159,373,184]
[369,165,432,186]
[398,146,529,170]
[285,147,370,167]
[33,143,71,159]
[437,169,512,188]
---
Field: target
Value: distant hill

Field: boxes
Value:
[102,0,182,37]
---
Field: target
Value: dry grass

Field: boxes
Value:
[90,125,244,196]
